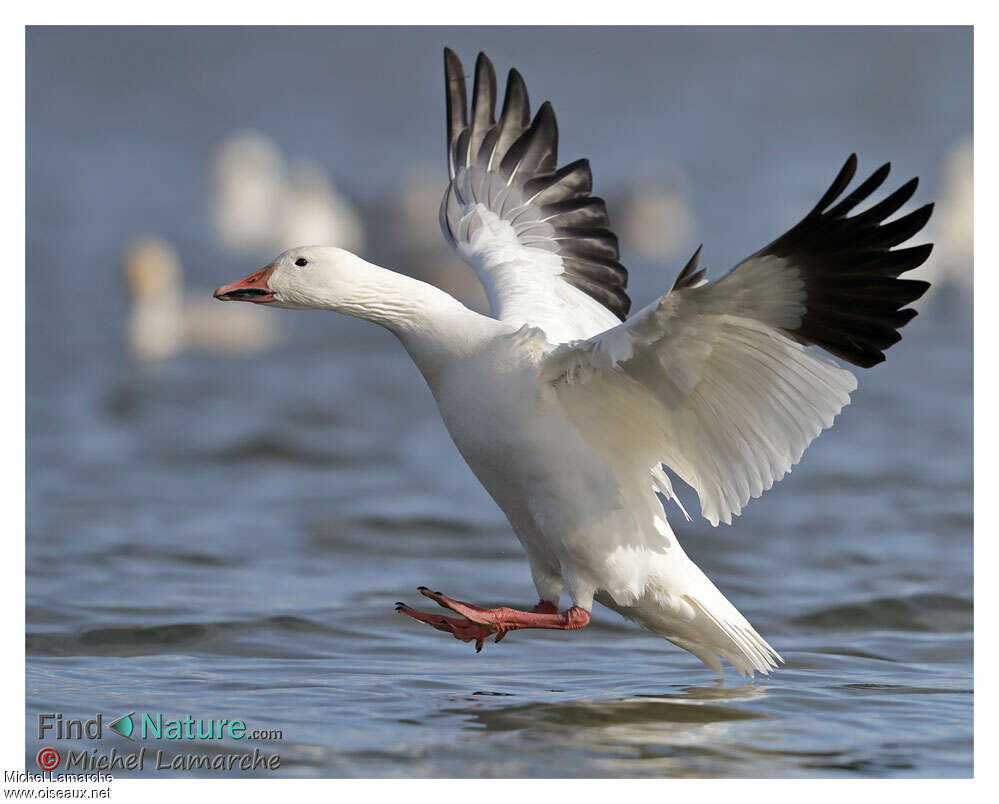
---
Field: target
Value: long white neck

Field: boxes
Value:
[300,256,508,378]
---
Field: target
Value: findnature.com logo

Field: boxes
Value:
[38,712,282,742]
[34,712,284,773]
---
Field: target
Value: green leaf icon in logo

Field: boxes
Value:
[108,712,134,740]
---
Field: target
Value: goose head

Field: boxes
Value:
[214,246,378,312]
[214,245,469,346]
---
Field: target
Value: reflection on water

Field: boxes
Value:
[446,694,768,731]
[27,26,971,777]
[439,693,770,778]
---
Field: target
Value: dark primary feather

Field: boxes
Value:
[485,68,530,171]
[441,48,632,320]
[744,154,932,368]
[467,54,496,168]
[443,48,468,178]
[672,245,706,291]
[525,159,592,205]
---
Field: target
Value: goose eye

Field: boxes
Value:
[294,258,308,267]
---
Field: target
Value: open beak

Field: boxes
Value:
[213,264,277,304]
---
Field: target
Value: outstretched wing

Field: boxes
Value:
[544,155,933,526]
[440,49,630,344]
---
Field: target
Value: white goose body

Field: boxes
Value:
[214,50,933,678]
[432,339,770,677]
[319,263,772,677]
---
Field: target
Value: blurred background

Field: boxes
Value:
[26,27,972,778]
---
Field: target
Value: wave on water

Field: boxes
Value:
[792,593,972,633]
[26,614,345,658]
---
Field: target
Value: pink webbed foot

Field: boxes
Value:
[395,601,495,652]
[395,587,590,653]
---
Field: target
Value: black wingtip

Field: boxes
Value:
[532,101,558,145]
[443,47,464,83]
[466,52,498,169]
[810,153,860,217]
[501,69,530,125]
[842,153,859,181]
[443,47,464,70]
[479,65,531,172]
[672,244,705,291]
[473,52,497,99]
[443,49,470,176]
[500,97,559,180]
[827,161,893,219]
[851,175,922,227]
[899,176,920,199]
[908,279,932,301]
[535,100,556,124]
[755,153,934,369]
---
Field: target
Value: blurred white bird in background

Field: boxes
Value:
[913,138,972,298]
[619,163,696,263]
[211,131,366,258]
[210,132,284,256]
[124,237,278,363]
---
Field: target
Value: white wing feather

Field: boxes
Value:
[452,199,624,344]
[545,257,858,526]
[544,152,936,527]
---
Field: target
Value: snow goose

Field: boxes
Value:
[212,131,366,258]
[916,138,972,298]
[214,50,932,677]
[125,237,278,362]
